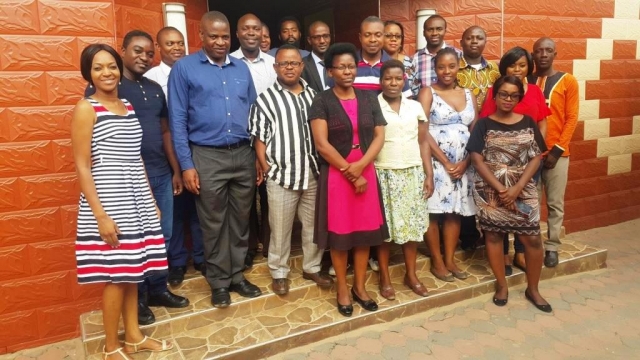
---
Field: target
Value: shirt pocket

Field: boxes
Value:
[232,78,249,100]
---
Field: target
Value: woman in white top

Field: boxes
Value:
[376,59,434,299]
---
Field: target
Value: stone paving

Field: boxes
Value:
[273,219,640,360]
[3,219,639,360]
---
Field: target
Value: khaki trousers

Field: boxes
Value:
[539,156,569,251]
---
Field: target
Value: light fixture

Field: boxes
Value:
[162,2,190,54]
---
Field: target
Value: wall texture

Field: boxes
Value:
[0,0,207,353]
[381,0,640,233]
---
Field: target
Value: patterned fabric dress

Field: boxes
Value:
[426,87,477,216]
[75,98,168,284]
[466,116,548,235]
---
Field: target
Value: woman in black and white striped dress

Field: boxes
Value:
[72,44,172,359]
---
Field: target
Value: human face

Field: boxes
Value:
[359,21,384,57]
[91,50,120,92]
[122,36,154,76]
[274,49,303,87]
[200,20,231,62]
[328,54,357,89]
[380,67,405,99]
[435,53,459,86]
[157,30,185,67]
[495,83,521,112]
[424,17,446,48]
[280,20,300,47]
[461,28,486,59]
[383,23,403,56]
[532,39,556,71]
[506,56,528,80]
[260,25,271,52]
[308,24,331,57]
[237,15,262,52]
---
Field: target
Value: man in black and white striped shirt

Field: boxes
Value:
[249,44,333,295]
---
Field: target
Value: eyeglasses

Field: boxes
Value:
[309,34,331,41]
[384,34,402,40]
[331,64,357,72]
[275,61,302,68]
[496,91,521,101]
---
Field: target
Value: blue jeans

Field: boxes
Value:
[139,172,173,297]
[167,191,204,267]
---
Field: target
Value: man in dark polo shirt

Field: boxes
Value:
[86,30,189,325]
[168,11,262,308]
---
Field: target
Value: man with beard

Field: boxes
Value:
[411,15,462,97]
[528,37,579,268]
[301,20,331,93]
[268,16,310,58]
[144,27,206,286]
[86,30,189,325]
[169,11,262,308]
[456,25,500,251]
[230,13,277,95]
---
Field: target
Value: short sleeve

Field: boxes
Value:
[479,88,496,118]
[308,92,328,122]
[530,116,548,153]
[369,92,387,126]
[414,101,428,122]
[160,93,168,118]
[466,117,488,154]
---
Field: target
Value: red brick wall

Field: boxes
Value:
[381,0,640,234]
[0,0,207,354]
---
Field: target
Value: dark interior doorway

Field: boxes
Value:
[208,0,336,52]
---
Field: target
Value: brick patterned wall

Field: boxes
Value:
[0,0,207,354]
[381,0,640,234]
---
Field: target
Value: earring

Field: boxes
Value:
[89,83,93,88]
[118,81,121,85]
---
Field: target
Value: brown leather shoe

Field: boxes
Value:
[303,272,334,288]
[272,278,289,295]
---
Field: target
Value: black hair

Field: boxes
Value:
[424,14,447,30]
[80,43,123,85]
[461,25,486,39]
[434,47,459,66]
[261,22,269,29]
[278,16,301,32]
[274,44,301,59]
[323,42,358,69]
[499,46,534,76]
[122,30,153,49]
[380,59,405,78]
[492,75,525,103]
[384,20,405,52]
[156,26,182,43]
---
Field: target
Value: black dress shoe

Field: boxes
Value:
[148,291,189,308]
[525,290,553,313]
[193,262,205,273]
[337,301,353,317]
[505,265,513,276]
[544,250,559,268]
[168,266,186,286]
[138,302,155,325]
[211,288,231,308]
[244,251,256,270]
[229,279,262,298]
[351,288,378,311]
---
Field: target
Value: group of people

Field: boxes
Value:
[72,10,578,359]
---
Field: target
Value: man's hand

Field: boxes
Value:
[256,159,264,186]
[172,173,183,195]
[544,153,559,169]
[183,169,200,195]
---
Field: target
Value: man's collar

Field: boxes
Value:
[358,50,390,66]
[232,48,265,63]
[311,52,323,64]
[159,61,172,73]
[419,42,447,56]
[274,77,310,92]
[459,55,488,69]
[198,50,231,66]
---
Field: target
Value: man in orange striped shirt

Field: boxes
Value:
[528,37,579,268]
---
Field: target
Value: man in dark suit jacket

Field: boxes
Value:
[301,21,331,93]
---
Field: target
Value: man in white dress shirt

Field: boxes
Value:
[144,27,185,99]
[230,13,277,95]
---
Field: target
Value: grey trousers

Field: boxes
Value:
[266,175,323,279]
[539,156,569,251]
[192,144,256,289]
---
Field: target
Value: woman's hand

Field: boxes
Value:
[97,214,121,247]
[155,204,161,220]
[446,160,468,180]
[499,186,521,207]
[342,161,365,183]
[354,176,368,193]
[423,176,434,199]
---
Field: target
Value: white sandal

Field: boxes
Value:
[103,346,131,360]
[124,335,173,353]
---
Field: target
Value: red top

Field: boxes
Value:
[479,84,551,122]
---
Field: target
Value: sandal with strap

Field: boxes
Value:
[103,347,131,360]
[124,335,173,354]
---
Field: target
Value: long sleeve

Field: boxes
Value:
[167,61,193,171]
[557,75,579,154]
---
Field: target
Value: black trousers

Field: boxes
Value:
[459,215,481,249]
[192,144,256,289]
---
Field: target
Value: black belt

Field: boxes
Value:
[210,139,251,150]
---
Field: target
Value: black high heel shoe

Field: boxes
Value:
[351,288,378,311]
[337,300,353,317]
